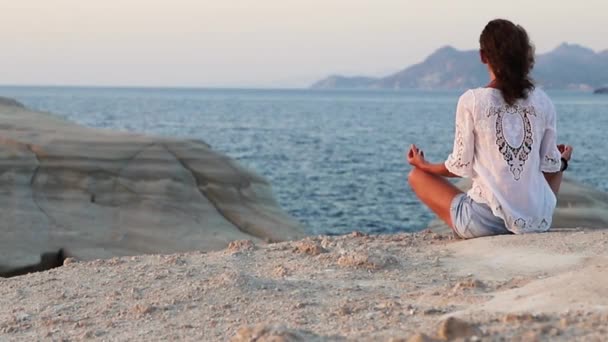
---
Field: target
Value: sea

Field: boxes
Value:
[1,86,607,235]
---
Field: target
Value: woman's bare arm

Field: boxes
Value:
[419,162,460,178]
[543,171,563,196]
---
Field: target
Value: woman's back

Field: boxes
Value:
[407,18,572,239]
[445,87,562,233]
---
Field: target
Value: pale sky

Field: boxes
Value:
[1,0,606,88]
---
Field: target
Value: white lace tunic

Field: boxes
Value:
[445,88,562,234]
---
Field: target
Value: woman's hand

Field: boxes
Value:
[406,145,458,177]
[557,144,573,161]
[407,144,428,169]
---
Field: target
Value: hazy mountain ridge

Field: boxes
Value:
[312,43,608,90]
[310,75,377,89]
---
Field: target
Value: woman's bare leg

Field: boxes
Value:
[408,167,463,229]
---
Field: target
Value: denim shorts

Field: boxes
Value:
[450,193,512,239]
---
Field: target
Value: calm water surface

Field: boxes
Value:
[1,86,607,235]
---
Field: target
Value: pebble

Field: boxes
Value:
[436,317,480,340]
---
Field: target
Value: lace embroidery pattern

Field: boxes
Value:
[544,155,560,167]
[514,218,527,229]
[447,123,471,169]
[488,105,536,180]
[511,217,549,231]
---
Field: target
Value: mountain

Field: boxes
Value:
[535,43,608,89]
[312,43,608,90]
[374,46,486,89]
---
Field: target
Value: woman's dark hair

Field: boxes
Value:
[480,19,535,106]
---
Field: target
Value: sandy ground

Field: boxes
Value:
[1,229,608,341]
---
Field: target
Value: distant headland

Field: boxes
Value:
[312,43,608,91]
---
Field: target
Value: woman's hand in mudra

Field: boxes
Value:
[557,144,573,161]
[407,144,427,169]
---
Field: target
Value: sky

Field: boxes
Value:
[1,0,607,88]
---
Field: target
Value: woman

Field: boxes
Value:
[407,19,573,239]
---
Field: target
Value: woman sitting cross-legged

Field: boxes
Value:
[406,19,573,239]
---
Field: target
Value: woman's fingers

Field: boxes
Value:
[408,145,419,157]
[561,145,573,161]
[565,146,573,160]
[407,144,421,166]
[411,144,418,154]
[557,144,573,160]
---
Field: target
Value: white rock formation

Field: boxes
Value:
[0,97,305,275]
